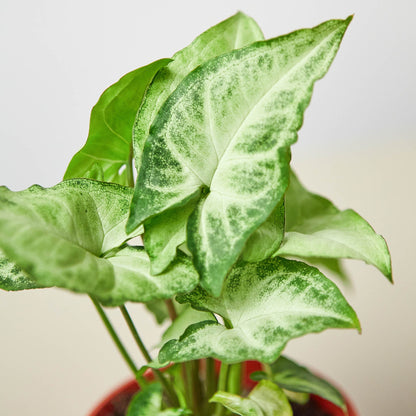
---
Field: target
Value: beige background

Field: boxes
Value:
[1,0,415,415]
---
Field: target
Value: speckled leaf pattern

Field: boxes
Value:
[133,11,264,172]
[128,18,352,296]
[277,171,392,281]
[0,250,44,291]
[64,58,170,185]
[251,356,345,410]
[159,257,360,364]
[0,179,141,295]
[126,383,191,416]
[98,246,199,306]
[136,12,264,273]
[143,196,199,275]
[211,380,292,416]
[0,180,197,302]
[241,199,285,262]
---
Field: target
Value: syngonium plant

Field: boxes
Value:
[0,12,392,416]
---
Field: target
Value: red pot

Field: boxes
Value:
[89,361,358,416]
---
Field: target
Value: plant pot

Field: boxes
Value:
[89,361,358,416]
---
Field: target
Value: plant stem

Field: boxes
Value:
[206,357,217,399]
[90,296,138,375]
[119,305,179,407]
[205,358,217,415]
[165,298,177,321]
[126,142,135,188]
[227,362,242,395]
[190,360,203,416]
[164,299,198,412]
[214,362,230,416]
[119,305,152,362]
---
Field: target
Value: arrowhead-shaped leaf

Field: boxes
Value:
[251,356,345,411]
[136,13,264,273]
[128,17,352,296]
[0,179,138,294]
[159,257,359,364]
[210,380,292,416]
[276,171,392,281]
[0,180,198,303]
[98,246,199,306]
[64,58,170,185]
[0,250,45,291]
[133,12,264,173]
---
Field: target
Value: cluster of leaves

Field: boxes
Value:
[0,12,391,416]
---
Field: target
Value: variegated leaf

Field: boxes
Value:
[128,17,352,296]
[0,250,44,291]
[65,58,170,185]
[210,380,292,416]
[241,199,285,262]
[0,179,141,295]
[0,180,197,302]
[159,257,359,364]
[277,171,392,281]
[98,246,198,306]
[143,196,199,275]
[251,356,345,410]
[133,12,264,172]
[137,13,264,273]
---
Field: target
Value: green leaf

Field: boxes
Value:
[241,199,285,262]
[128,17,352,296]
[0,179,198,302]
[251,356,346,410]
[159,257,360,364]
[136,13,264,273]
[277,171,392,281]
[98,246,199,306]
[210,380,292,416]
[133,12,264,173]
[126,383,191,416]
[64,58,170,185]
[143,196,199,275]
[0,179,140,294]
[126,383,162,416]
[0,250,45,291]
[161,304,215,345]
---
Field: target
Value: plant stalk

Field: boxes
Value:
[165,299,199,415]
[126,142,135,188]
[165,298,178,321]
[90,296,138,374]
[119,305,152,362]
[119,305,179,407]
[227,362,242,395]
[205,357,217,415]
[190,360,203,416]
[214,362,230,416]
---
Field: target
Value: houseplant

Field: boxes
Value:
[0,11,392,416]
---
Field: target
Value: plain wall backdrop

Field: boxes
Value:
[0,1,415,415]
